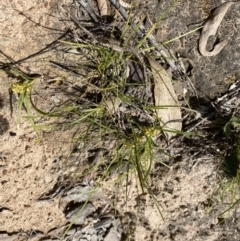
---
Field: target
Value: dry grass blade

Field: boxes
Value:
[148,58,182,138]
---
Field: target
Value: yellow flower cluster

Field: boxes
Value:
[11,83,30,94]
[143,126,159,138]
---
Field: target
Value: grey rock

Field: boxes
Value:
[66,203,95,225]
[155,0,240,102]
[104,228,121,241]
[93,217,113,230]
[62,185,95,203]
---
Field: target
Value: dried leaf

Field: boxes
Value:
[104,96,122,115]
[148,58,182,138]
[199,2,234,57]
[97,0,108,16]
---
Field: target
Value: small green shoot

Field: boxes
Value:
[224,116,240,138]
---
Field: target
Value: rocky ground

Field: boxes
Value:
[0,0,240,240]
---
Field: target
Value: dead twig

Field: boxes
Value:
[76,0,99,23]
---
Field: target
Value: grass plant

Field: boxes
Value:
[5,10,172,237]
[218,117,240,218]
[206,117,240,220]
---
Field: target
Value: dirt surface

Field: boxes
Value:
[0,0,240,240]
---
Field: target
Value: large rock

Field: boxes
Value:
[154,0,240,102]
